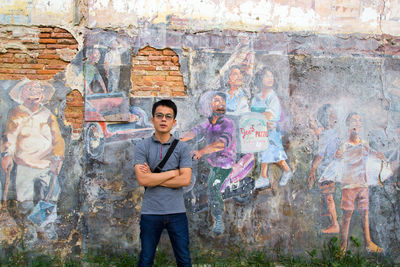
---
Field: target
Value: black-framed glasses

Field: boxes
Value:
[154,113,174,121]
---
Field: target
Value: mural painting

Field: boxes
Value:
[84,32,133,122]
[308,104,341,234]
[0,27,399,261]
[1,80,66,243]
[295,55,400,254]
[251,67,293,191]
[181,91,239,235]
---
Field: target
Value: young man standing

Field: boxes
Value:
[134,99,192,267]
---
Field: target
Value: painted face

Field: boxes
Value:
[111,39,119,49]
[90,49,101,63]
[211,94,226,114]
[228,68,243,88]
[348,114,363,134]
[151,105,176,134]
[262,70,274,88]
[21,82,43,107]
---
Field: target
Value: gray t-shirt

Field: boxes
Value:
[134,135,192,215]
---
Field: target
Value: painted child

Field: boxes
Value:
[308,104,340,234]
[250,67,292,189]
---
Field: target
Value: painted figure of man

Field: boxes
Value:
[336,112,384,253]
[181,91,236,235]
[1,80,65,213]
[84,48,107,95]
[224,65,250,115]
[104,39,122,93]
[134,99,192,267]
[308,104,340,234]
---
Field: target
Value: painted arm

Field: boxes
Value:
[1,109,20,173]
[263,93,281,121]
[1,110,19,207]
[363,144,385,160]
[308,115,322,137]
[308,155,323,189]
[84,79,94,95]
[180,131,195,142]
[192,140,225,160]
[96,73,107,93]
[335,145,346,159]
[134,163,179,187]
[237,95,250,113]
[49,114,65,175]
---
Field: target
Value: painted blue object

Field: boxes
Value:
[28,201,56,226]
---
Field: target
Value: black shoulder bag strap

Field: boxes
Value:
[153,139,179,173]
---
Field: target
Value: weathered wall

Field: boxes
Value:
[1,0,400,263]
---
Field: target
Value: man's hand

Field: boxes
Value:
[138,163,151,174]
[1,155,13,173]
[135,163,179,187]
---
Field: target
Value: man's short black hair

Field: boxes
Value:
[152,99,177,118]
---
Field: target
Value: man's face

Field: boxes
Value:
[348,114,363,134]
[228,68,243,88]
[21,82,43,107]
[151,105,176,134]
[262,70,274,88]
[211,95,226,115]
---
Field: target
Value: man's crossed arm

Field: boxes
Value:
[135,163,191,188]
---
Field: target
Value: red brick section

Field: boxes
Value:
[131,46,186,97]
[64,89,84,135]
[0,27,78,80]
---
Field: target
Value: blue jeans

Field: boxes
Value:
[138,213,191,267]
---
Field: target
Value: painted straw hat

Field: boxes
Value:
[9,79,55,104]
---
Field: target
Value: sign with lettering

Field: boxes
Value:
[238,112,268,153]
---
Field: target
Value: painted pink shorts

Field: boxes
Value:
[341,187,369,211]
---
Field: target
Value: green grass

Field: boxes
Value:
[0,238,396,267]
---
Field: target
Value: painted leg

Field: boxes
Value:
[208,167,231,235]
[322,194,339,234]
[261,163,268,178]
[277,160,290,173]
[360,209,383,253]
[277,160,293,186]
[340,210,353,252]
[255,163,270,189]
